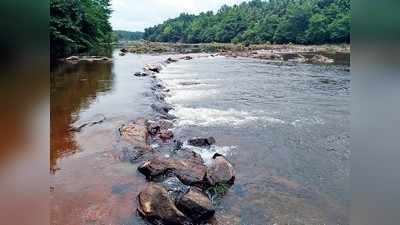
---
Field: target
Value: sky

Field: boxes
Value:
[110,0,248,32]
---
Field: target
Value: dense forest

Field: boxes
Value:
[50,0,113,58]
[144,0,350,44]
[114,30,144,41]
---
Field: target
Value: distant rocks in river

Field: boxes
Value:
[165,57,178,64]
[64,55,112,63]
[309,54,334,64]
[134,71,150,77]
[120,48,128,53]
[144,64,163,73]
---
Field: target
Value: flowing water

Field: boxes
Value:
[51,50,350,225]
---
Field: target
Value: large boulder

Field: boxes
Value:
[187,137,216,147]
[137,183,190,225]
[138,151,207,185]
[119,118,150,150]
[206,153,235,186]
[176,187,215,222]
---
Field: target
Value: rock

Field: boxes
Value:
[162,177,190,202]
[151,102,173,114]
[285,53,306,63]
[118,148,144,163]
[134,72,150,77]
[137,183,190,225]
[179,81,201,86]
[177,187,215,222]
[144,64,162,73]
[120,48,128,53]
[181,56,193,60]
[309,54,334,64]
[254,53,283,61]
[66,56,80,61]
[165,57,178,63]
[119,118,150,150]
[187,137,216,147]
[119,52,126,56]
[138,151,207,185]
[206,153,235,186]
[70,114,105,132]
[158,129,174,141]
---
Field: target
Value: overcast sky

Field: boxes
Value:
[110,0,248,32]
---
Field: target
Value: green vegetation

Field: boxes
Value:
[144,0,350,45]
[50,0,113,58]
[114,30,144,41]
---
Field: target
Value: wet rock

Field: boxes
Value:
[151,102,173,114]
[118,148,144,163]
[144,64,162,73]
[138,151,207,185]
[119,52,126,56]
[70,114,106,132]
[165,57,178,64]
[181,56,193,60]
[162,177,190,202]
[285,53,306,63]
[119,118,150,150]
[158,129,174,141]
[309,54,334,64]
[120,48,128,53]
[254,52,283,61]
[187,137,216,147]
[148,120,174,135]
[177,187,215,222]
[137,183,190,225]
[134,72,150,77]
[206,153,235,186]
[173,140,184,151]
[179,81,201,86]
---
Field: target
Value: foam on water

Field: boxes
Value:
[170,105,284,127]
[182,143,237,165]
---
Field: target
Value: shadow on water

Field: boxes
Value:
[50,61,114,173]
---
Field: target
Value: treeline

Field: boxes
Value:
[50,0,113,58]
[144,0,350,45]
[114,30,144,41]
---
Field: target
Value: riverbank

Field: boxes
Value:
[119,41,350,55]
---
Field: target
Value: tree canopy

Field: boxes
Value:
[114,30,144,41]
[50,0,113,58]
[144,0,350,44]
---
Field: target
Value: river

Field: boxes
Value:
[51,50,350,225]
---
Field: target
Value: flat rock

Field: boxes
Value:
[187,137,216,147]
[177,187,215,222]
[119,118,150,150]
[137,183,190,225]
[138,151,207,185]
[206,153,235,186]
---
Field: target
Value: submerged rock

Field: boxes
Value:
[134,71,150,77]
[70,114,105,132]
[206,153,235,186]
[187,137,216,147]
[119,118,150,151]
[137,183,190,225]
[138,151,206,185]
[177,187,215,222]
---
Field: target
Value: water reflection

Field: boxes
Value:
[50,61,114,173]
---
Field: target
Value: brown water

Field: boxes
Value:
[51,51,350,225]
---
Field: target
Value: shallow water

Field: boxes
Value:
[51,51,350,225]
